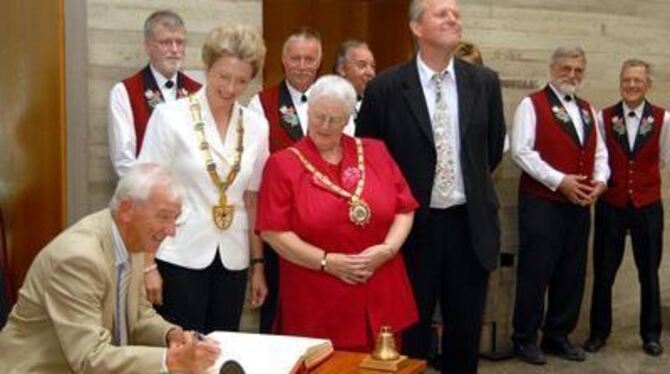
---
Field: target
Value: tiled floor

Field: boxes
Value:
[426,329,670,373]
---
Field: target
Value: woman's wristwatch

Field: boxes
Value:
[250,257,264,266]
[320,252,328,272]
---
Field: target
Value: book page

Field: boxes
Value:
[207,331,332,374]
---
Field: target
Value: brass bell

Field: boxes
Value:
[372,326,400,361]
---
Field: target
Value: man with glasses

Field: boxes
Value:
[108,10,201,178]
[510,46,609,365]
[0,164,220,373]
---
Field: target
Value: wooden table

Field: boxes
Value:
[312,351,426,373]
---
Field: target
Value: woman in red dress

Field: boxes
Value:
[256,75,418,351]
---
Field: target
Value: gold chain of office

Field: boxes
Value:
[188,96,244,230]
[288,138,371,226]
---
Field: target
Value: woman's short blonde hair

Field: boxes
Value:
[202,25,266,78]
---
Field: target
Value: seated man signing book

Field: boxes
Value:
[0,164,219,373]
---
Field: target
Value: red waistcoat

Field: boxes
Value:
[600,102,664,208]
[122,65,201,156]
[519,87,597,203]
[259,81,304,154]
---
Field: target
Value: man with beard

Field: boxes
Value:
[510,46,609,365]
[108,10,201,178]
[584,59,668,357]
[247,27,322,333]
[356,0,506,372]
[333,39,376,134]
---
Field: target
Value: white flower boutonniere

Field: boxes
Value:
[612,115,626,135]
[178,88,189,98]
[639,115,654,136]
[581,108,592,127]
[552,105,571,124]
[279,105,300,127]
[145,89,162,108]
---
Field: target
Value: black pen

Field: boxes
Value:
[193,331,206,341]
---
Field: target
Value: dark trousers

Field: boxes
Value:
[156,251,247,334]
[259,244,279,333]
[402,205,490,374]
[512,194,590,344]
[589,200,663,342]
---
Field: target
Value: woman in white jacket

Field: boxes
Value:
[138,25,268,332]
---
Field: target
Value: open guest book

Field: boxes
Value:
[207,332,334,374]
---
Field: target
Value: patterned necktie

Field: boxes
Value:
[115,261,130,345]
[431,72,456,199]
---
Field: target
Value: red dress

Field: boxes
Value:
[256,135,419,350]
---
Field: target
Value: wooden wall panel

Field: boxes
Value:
[0,0,66,291]
[263,0,411,88]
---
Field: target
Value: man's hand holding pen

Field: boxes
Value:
[166,329,221,373]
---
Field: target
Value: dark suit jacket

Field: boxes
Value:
[356,57,506,271]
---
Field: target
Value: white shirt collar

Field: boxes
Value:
[622,101,644,118]
[150,64,178,90]
[111,219,130,267]
[416,53,456,89]
[285,81,310,106]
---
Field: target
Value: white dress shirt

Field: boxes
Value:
[248,81,310,136]
[416,54,465,208]
[138,87,270,270]
[108,65,179,178]
[511,84,610,191]
[341,99,361,137]
[597,103,670,168]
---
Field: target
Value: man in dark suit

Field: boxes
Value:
[356,0,506,372]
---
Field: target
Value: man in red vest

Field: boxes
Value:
[247,27,321,154]
[247,27,322,334]
[108,10,201,177]
[584,59,667,357]
[510,46,609,365]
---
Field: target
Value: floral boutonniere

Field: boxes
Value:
[552,105,571,124]
[341,166,361,190]
[145,89,162,108]
[611,115,626,135]
[279,105,300,127]
[581,108,593,127]
[639,115,655,136]
[178,88,189,98]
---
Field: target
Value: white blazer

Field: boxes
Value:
[139,87,269,270]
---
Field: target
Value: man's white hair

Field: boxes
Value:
[409,0,428,22]
[109,163,181,212]
[550,46,586,64]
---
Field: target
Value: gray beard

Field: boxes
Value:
[554,81,580,96]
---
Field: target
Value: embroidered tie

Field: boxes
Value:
[431,72,456,200]
[115,260,130,345]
